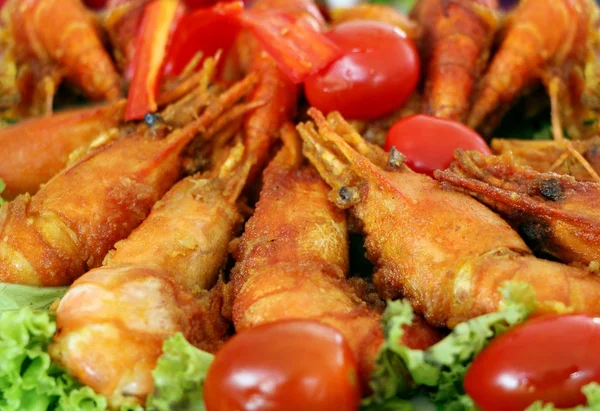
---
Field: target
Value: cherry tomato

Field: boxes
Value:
[464,314,600,411]
[304,21,419,121]
[383,114,491,176]
[204,320,361,411]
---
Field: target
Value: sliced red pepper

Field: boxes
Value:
[162,1,244,77]
[125,0,182,121]
[241,9,342,83]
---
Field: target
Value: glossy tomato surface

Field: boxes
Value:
[464,314,600,411]
[304,21,419,121]
[384,114,491,176]
[204,320,361,411]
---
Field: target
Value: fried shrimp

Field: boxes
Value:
[437,149,600,266]
[230,124,440,387]
[414,0,499,122]
[1,0,121,116]
[51,141,251,408]
[299,108,600,327]
[0,72,257,286]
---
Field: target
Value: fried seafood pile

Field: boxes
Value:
[1,0,600,409]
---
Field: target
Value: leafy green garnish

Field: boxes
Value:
[366,0,417,14]
[0,178,6,206]
[526,383,600,411]
[147,333,214,411]
[363,282,538,410]
[0,308,107,410]
[0,283,68,312]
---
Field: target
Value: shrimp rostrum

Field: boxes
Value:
[298,108,600,328]
[51,141,251,409]
[0,69,257,286]
[436,150,600,266]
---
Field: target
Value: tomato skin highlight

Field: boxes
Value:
[464,314,600,411]
[204,320,361,411]
[384,114,491,176]
[304,21,420,121]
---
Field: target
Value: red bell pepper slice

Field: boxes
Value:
[162,1,244,77]
[241,8,342,84]
[125,0,182,121]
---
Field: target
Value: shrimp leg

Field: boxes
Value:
[491,137,600,182]
[51,142,251,408]
[298,108,600,328]
[0,72,257,286]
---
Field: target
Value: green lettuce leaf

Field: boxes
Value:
[0,283,68,312]
[363,282,537,410]
[526,383,600,411]
[147,333,214,411]
[366,0,417,14]
[0,308,107,411]
[0,178,5,206]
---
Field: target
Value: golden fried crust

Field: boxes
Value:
[6,0,121,101]
[238,31,299,182]
[231,154,385,387]
[437,150,600,266]
[415,0,498,121]
[0,132,183,286]
[468,0,598,134]
[105,176,242,292]
[491,138,600,182]
[51,265,228,408]
[0,102,125,199]
[361,169,600,327]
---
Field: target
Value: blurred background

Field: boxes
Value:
[327,0,523,12]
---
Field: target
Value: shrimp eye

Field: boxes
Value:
[387,146,406,169]
[338,187,353,201]
[538,179,564,201]
[144,113,161,127]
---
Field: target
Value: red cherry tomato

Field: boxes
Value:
[304,21,419,121]
[383,114,491,176]
[464,314,600,411]
[204,320,361,411]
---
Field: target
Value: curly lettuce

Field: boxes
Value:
[0,178,5,206]
[0,298,213,411]
[526,384,600,411]
[0,283,68,312]
[147,333,214,411]
[0,308,107,410]
[363,282,538,410]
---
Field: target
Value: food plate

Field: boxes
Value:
[1,0,600,410]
